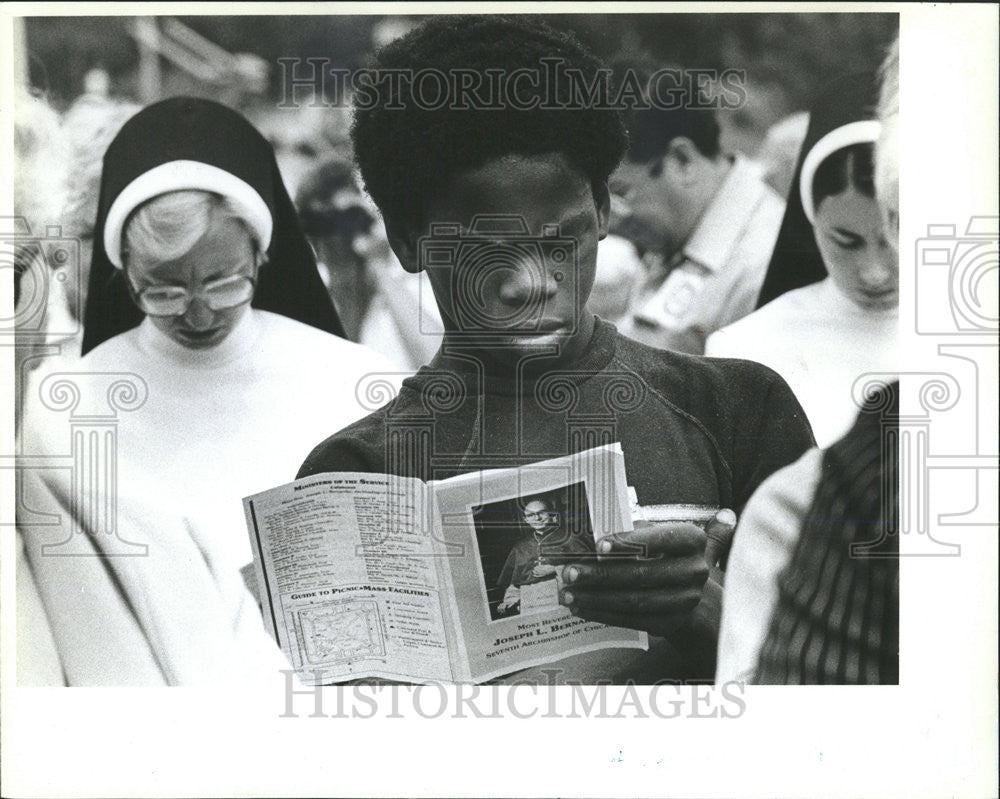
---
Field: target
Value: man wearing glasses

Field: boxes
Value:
[495,494,594,618]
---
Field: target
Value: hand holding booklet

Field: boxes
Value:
[243,443,648,684]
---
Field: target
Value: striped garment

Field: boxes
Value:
[755,381,899,684]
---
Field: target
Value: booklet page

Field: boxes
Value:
[430,444,648,683]
[244,473,453,684]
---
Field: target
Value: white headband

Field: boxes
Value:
[799,119,882,225]
[103,159,273,268]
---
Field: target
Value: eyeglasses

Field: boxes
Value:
[128,273,256,317]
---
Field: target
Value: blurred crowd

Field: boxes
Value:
[13,62,815,374]
[12,16,899,687]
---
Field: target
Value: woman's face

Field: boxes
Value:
[128,216,257,350]
[814,186,898,310]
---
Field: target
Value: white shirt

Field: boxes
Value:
[715,447,824,684]
[705,278,898,449]
[620,157,785,355]
[20,310,404,684]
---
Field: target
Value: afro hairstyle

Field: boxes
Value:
[350,15,628,232]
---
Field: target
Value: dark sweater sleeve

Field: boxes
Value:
[730,367,816,514]
[296,429,385,479]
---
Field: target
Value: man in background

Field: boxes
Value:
[614,61,785,355]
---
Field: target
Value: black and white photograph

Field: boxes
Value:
[472,482,596,620]
[2,4,997,799]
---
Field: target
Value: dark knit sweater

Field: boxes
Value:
[301,319,813,513]
[299,318,816,682]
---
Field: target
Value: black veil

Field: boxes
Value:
[81,96,345,355]
[755,72,881,309]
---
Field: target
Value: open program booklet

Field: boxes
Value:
[243,444,648,684]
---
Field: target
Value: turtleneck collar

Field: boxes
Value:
[136,307,261,369]
[416,316,618,397]
[817,277,899,318]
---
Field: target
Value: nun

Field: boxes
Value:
[18,97,401,685]
[705,72,898,449]
[715,54,902,685]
